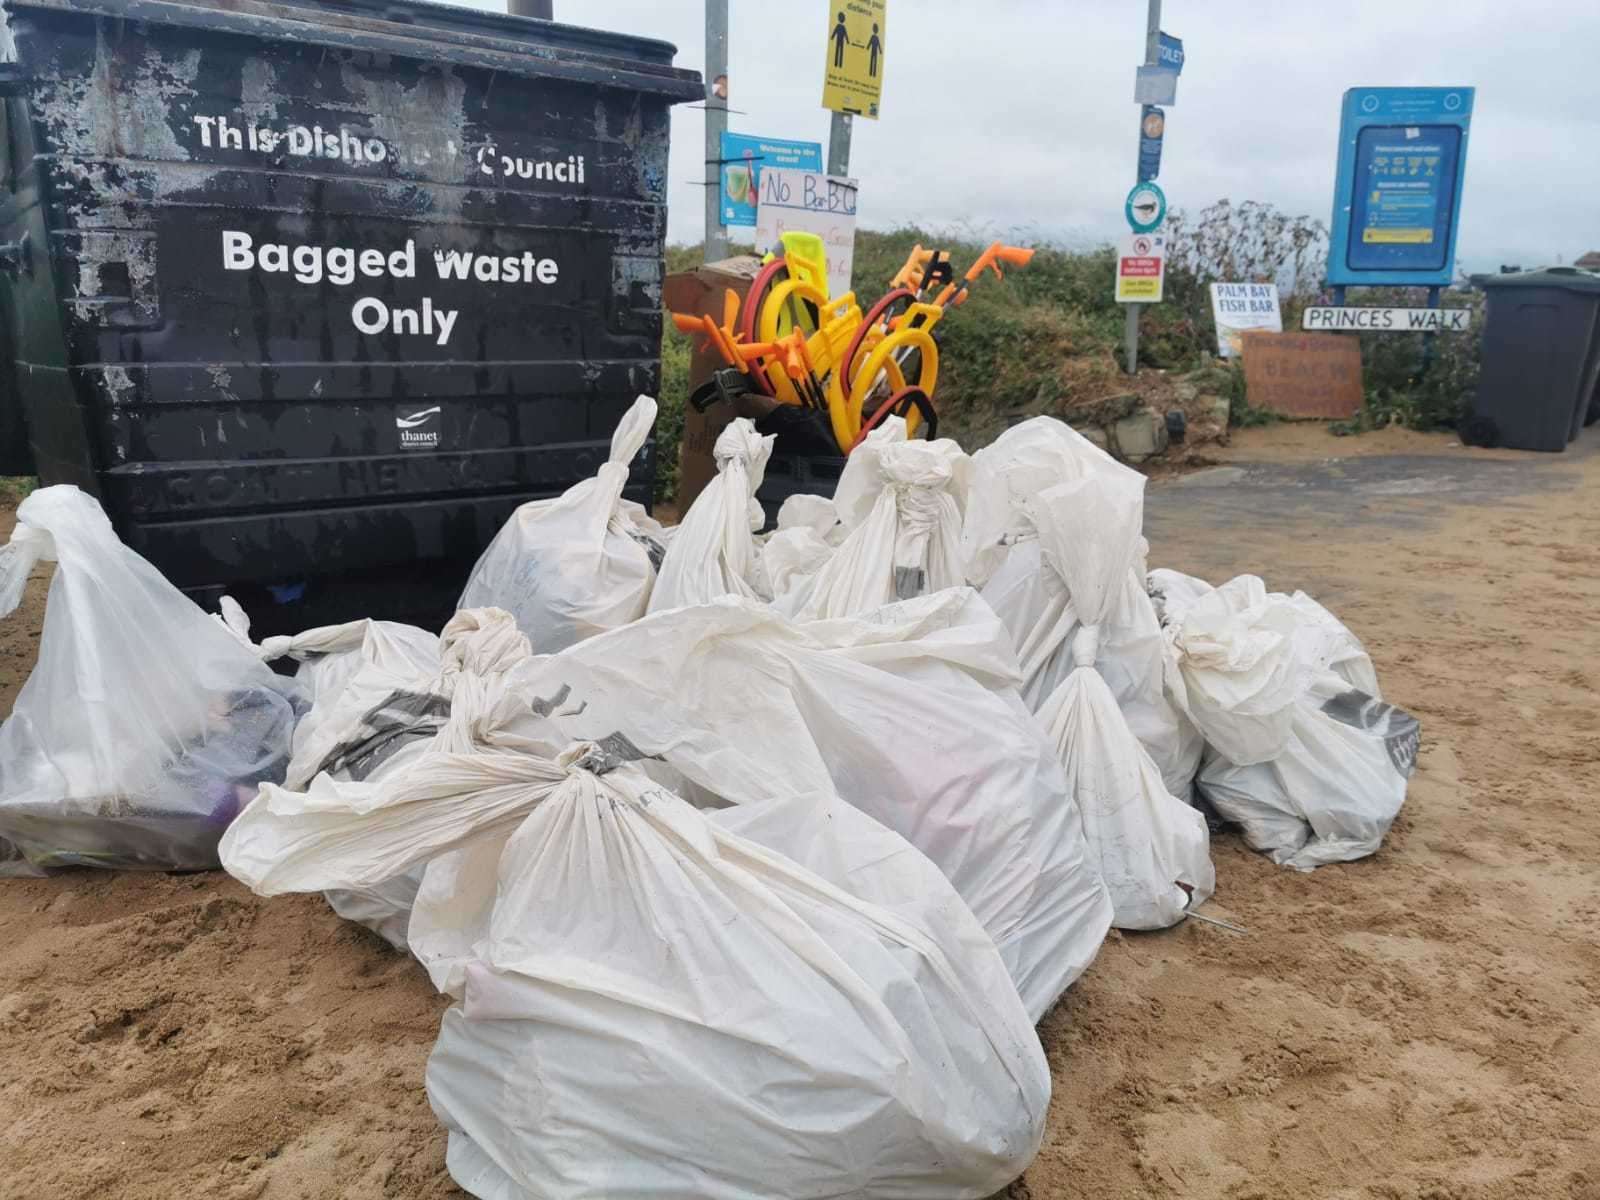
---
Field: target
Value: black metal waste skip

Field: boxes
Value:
[0,0,701,631]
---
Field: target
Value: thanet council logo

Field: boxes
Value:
[396,406,441,449]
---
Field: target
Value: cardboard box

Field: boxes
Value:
[662,256,763,511]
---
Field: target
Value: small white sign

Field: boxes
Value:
[1115,232,1166,304]
[1302,306,1472,333]
[1209,282,1283,357]
[754,166,858,299]
[1135,65,1178,106]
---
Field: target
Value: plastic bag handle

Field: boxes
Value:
[0,523,51,617]
[608,394,659,467]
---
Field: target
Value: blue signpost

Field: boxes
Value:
[1124,8,1178,374]
[1326,87,1475,298]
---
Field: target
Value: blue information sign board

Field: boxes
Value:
[1326,87,1474,287]
[719,133,823,228]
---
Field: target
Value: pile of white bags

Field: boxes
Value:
[221,705,1051,1200]
[459,395,666,651]
[1,391,1429,1194]
[1151,570,1420,870]
[0,486,301,874]
[776,419,972,619]
[964,418,1201,802]
[509,589,1114,1020]
[648,418,773,610]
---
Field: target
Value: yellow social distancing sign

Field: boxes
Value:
[822,0,887,119]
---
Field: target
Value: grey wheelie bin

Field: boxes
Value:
[0,0,701,632]
[1472,268,1600,451]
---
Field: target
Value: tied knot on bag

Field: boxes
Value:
[557,732,650,778]
[714,446,759,476]
[256,634,296,660]
[891,480,946,537]
[1072,624,1101,669]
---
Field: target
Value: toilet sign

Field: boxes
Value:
[1158,33,1184,73]
[1115,232,1166,303]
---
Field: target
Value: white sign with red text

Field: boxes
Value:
[1115,232,1166,303]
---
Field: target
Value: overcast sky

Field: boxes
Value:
[447,0,1598,273]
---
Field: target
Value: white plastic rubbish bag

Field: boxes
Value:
[511,589,1113,1020]
[779,493,845,541]
[224,603,530,946]
[1,835,45,878]
[777,419,972,619]
[1146,567,1212,625]
[760,493,845,598]
[221,600,448,947]
[284,606,529,788]
[1282,589,1382,696]
[1153,570,1420,870]
[966,417,1200,800]
[1150,572,1304,767]
[963,417,1123,590]
[458,395,666,651]
[1025,467,1214,930]
[218,598,444,789]
[0,486,300,873]
[334,608,530,946]
[1197,678,1420,871]
[222,727,1051,1200]
[647,418,773,611]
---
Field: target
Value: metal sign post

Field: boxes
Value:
[703,0,729,263]
[828,111,852,176]
[1124,0,1161,374]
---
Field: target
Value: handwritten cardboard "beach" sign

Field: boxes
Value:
[1241,331,1365,418]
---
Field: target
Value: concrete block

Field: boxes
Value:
[1112,409,1169,462]
[1076,425,1111,453]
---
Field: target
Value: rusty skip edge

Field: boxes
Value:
[2,0,705,101]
